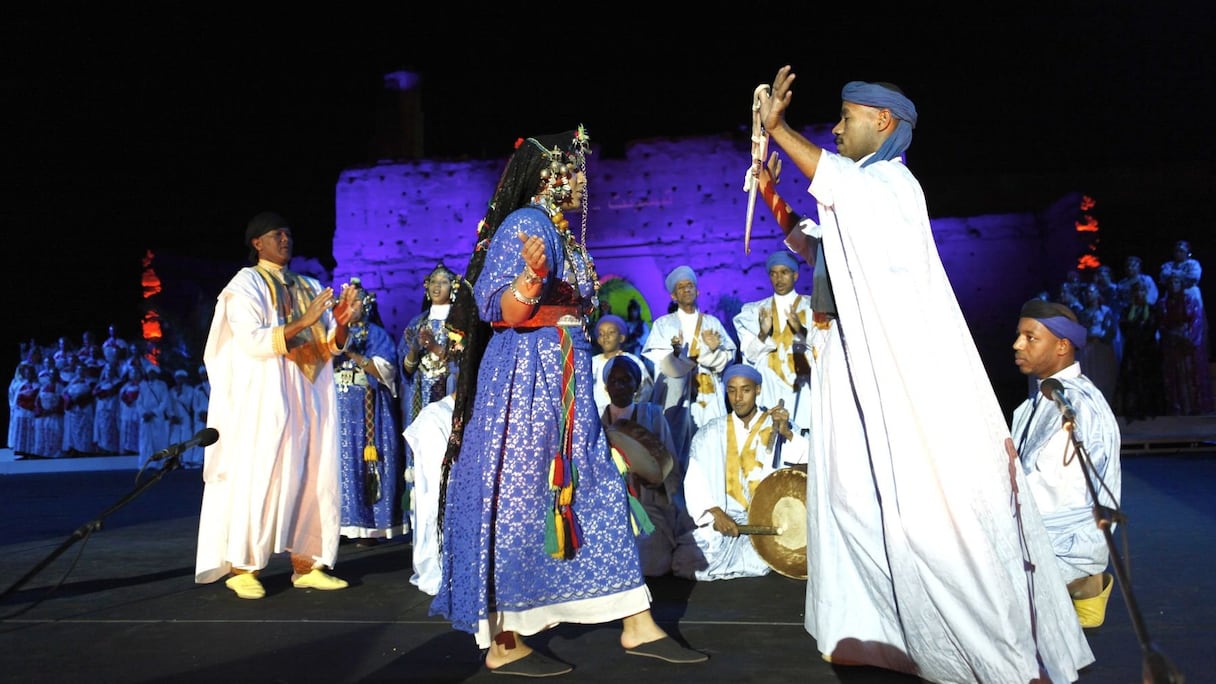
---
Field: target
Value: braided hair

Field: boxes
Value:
[434,128,588,554]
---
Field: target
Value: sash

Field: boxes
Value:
[255,267,330,383]
[725,414,772,509]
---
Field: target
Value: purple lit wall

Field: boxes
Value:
[332,129,1087,414]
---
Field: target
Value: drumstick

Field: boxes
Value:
[736,525,783,535]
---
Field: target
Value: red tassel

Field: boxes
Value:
[562,507,580,558]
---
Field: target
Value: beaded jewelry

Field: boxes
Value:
[522,265,545,285]
[509,281,542,306]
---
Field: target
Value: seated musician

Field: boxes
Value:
[601,355,703,578]
[680,364,807,581]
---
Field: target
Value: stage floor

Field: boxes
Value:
[1,449,1210,682]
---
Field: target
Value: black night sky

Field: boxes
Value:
[4,5,1214,376]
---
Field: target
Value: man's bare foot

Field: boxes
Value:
[1068,572,1105,600]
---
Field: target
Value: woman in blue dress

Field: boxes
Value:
[429,127,707,676]
[335,279,404,543]
[399,263,460,428]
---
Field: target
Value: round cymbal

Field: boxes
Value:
[748,467,808,579]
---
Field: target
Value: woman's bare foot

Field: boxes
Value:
[619,609,670,649]
[484,631,532,670]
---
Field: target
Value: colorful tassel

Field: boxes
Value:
[544,504,559,556]
[544,327,584,560]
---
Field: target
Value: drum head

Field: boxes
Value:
[606,419,674,486]
[748,468,808,579]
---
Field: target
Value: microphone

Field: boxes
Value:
[1039,378,1077,423]
[150,427,220,461]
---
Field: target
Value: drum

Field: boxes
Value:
[745,467,808,579]
[605,419,674,486]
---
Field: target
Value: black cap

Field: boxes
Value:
[245,211,289,246]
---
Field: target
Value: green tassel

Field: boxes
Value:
[627,493,655,536]
[544,507,559,556]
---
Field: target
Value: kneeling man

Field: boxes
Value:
[680,364,807,581]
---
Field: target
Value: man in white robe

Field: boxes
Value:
[681,364,806,581]
[167,369,197,466]
[732,250,813,434]
[189,365,211,467]
[755,67,1094,681]
[1011,298,1122,628]
[641,266,736,476]
[195,211,362,600]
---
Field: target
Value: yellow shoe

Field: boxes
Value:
[1073,572,1114,628]
[291,568,349,590]
[821,653,866,666]
[225,573,265,599]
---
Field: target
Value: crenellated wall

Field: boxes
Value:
[332,129,1088,413]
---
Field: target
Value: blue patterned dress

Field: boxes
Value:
[430,205,650,648]
[336,320,405,539]
[399,308,457,428]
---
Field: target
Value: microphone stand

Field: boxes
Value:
[1061,417,1185,684]
[0,451,185,602]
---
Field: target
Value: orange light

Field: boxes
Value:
[1075,214,1099,232]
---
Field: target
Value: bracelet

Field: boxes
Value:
[509,282,542,306]
[522,265,545,285]
[403,356,419,370]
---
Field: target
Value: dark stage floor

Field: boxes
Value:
[0,452,1211,683]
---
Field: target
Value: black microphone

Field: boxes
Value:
[1039,378,1077,423]
[150,427,220,461]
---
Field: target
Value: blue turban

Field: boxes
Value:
[1020,299,1087,350]
[602,354,643,385]
[766,250,799,273]
[665,265,697,294]
[596,314,626,335]
[841,81,917,168]
[722,363,762,386]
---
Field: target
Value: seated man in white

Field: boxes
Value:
[733,250,814,434]
[600,355,702,577]
[591,314,653,416]
[680,364,807,581]
[642,265,736,476]
[402,389,455,596]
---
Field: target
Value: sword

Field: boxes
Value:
[743,83,771,254]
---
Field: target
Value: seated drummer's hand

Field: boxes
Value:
[710,508,739,537]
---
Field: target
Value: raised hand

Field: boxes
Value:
[517,231,549,279]
[758,307,773,338]
[764,151,783,184]
[759,65,795,133]
[786,304,804,335]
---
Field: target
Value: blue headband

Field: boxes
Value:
[596,314,626,335]
[1037,316,1088,350]
[841,81,917,168]
[603,354,643,384]
[722,363,762,385]
[766,250,799,272]
[665,265,697,294]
